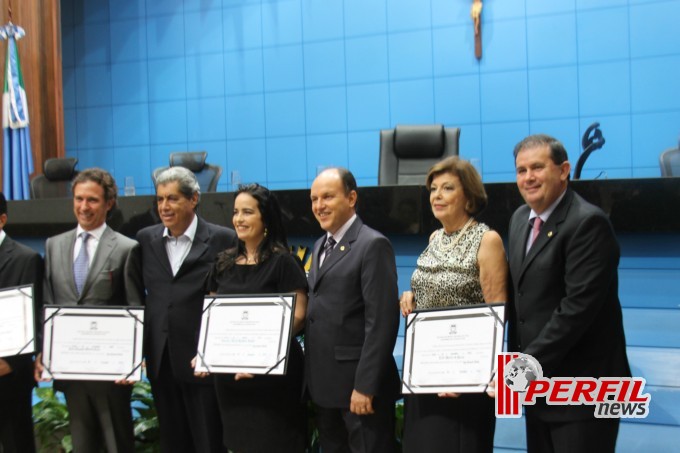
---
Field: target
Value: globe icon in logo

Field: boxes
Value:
[504,355,543,393]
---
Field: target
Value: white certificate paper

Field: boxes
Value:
[41,306,144,381]
[402,303,504,394]
[195,294,296,375]
[0,285,35,358]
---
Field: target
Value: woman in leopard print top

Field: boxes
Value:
[399,156,508,453]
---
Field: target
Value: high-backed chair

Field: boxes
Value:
[30,157,79,198]
[378,125,460,185]
[659,147,680,177]
[152,151,222,192]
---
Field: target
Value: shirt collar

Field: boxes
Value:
[163,213,198,241]
[77,222,107,240]
[327,213,357,244]
[529,189,567,223]
[0,229,6,246]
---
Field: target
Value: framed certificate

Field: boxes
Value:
[195,293,296,375]
[402,303,505,394]
[0,285,35,358]
[41,306,145,381]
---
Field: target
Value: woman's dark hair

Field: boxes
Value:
[216,183,289,272]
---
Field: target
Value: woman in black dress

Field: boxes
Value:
[205,184,308,452]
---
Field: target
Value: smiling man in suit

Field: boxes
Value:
[137,167,235,453]
[37,168,144,453]
[507,135,630,453]
[0,192,43,453]
[306,167,400,453]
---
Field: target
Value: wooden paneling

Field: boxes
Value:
[0,0,64,187]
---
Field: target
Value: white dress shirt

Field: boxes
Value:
[164,214,198,276]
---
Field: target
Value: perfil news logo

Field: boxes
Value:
[496,353,651,419]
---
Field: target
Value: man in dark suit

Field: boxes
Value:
[37,168,144,452]
[306,167,400,453]
[507,135,630,453]
[0,192,43,453]
[137,167,235,453]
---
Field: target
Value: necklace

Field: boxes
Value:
[241,251,258,264]
[438,217,474,251]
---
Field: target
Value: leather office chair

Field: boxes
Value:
[378,125,460,185]
[659,147,680,177]
[30,157,79,198]
[152,151,222,192]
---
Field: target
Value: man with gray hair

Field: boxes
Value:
[137,167,235,452]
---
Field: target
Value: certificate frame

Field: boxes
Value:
[402,303,505,394]
[0,284,35,358]
[195,293,297,375]
[41,305,145,381]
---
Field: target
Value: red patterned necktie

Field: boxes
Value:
[530,217,543,248]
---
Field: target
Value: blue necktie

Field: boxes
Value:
[74,232,90,295]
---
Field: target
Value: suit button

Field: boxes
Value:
[519,319,525,324]
[309,317,315,323]
[518,292,523,297]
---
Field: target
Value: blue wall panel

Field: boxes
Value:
[226,138,267,186]
[265,90,306,137]
[306,133,349,181]
[223,4,263,51]
[345,35,389,85]
[111,62,149,103]
[110,18,147,62]
[346,83,390,131]
[387,30,433,80]
[226,94,266,139]
[301,0,344,42]
[62,0,680,190]
[186,54,226,99]
[526,13,577,67]
[577,7,629,63]
[303,41,347,88]
[148,100,187,144]
[305,87,348,134]
[112,104,150,147]
[389,79,435,125]
[224,49,264,95]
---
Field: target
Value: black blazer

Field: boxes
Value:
[137,217,236,382]
[305,217,400,408]
[507,189,630,421]
[0,236,43,399]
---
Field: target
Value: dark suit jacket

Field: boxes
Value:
[0,236,43,400]
[137,217,236,382]
[507,189,630,421]
[306,217,400,408]
[44,226,144,390]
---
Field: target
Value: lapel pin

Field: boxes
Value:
[547,231,554,238]
[340,246,346,251]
